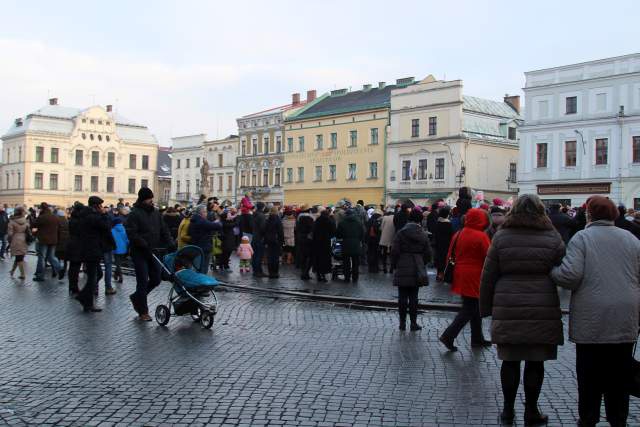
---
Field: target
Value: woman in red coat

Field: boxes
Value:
[439,208,492,351]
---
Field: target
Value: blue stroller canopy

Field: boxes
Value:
[163,245,205,273]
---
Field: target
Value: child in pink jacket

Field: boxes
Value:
[236,235,254,273]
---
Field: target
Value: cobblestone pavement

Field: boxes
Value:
[212,258,572,310]
[0,259,630,426]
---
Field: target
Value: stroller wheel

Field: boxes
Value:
[155,305,170,326]
[200,310,214,329]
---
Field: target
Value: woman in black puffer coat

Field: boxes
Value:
[390,208,431,331]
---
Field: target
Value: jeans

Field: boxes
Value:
[343,254,359,281]
[131,252,162,315]
[398,287,419,325]
[77,261,99,308]
[441,296,486,343]
[0,233,7,257]
[251,239,265,275]
[35,242,62,279]
[103,252,113,290]
[576,343,633,426]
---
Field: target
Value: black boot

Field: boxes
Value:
[399,315,406,331]
[499,408,515,425]
[524,404,548,426]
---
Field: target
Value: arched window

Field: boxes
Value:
[82,133,86,140]
[98,135,102,142]
[106,135,110,142]
[90,134,94,141]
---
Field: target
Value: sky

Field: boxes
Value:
[1,0,639,146]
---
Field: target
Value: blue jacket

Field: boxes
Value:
[111,222,129,255]
[188,214,221,253]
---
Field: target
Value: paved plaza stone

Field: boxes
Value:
[0,259,631,426]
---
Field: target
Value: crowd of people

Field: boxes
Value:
[1,186,640,426]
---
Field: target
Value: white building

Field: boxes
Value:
[203,135,239,205]
[387,76,521,206]
[519,53,640,208]
[170,134,205,204]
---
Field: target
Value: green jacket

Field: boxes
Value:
[336,215,364,255]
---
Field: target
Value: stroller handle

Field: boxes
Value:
[151,252,174,276]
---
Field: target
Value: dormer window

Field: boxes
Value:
[82,119,87,123]
[90,119,95,124]
[98,120,103,125]
[508,127,516,140]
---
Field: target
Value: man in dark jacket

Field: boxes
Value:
[251,202,267,277]
[336,209,365,282]
[74,196,113,312]
[548,203,576,243]
[615,205,640,239]
[33,202,63,281]
[0,204,8,259]
[188,204,222,273]
[393,203,410,234]
[295,205,314,280]
[126,188,173,321]
[264,207,284,278]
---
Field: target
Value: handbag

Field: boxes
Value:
[630,335,640,397]
[414,254,429,286]
[443,231,461,284]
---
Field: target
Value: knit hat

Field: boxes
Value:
[88,196,104,206]
[492,198,505,206]
[490,206,505,215]
[408,208,423,223]
[241,235,250,243]
[586,196,618,221]
[137,187,154,202]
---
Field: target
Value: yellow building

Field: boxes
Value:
[0,98,158,207]
[283,80,413,206]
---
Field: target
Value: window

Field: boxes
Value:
[316,134,323,150]
[92,151,99,167]
[286,168,293,183]
[596,93,607,111]
[595,138,608,165]
[418,159,428,180]
[18,147,21,162]
[106,136,110,142]
[369,162,378,178]
[51,148,58,163]
[566,96,577,114]
[276,136,282,153]
[185,158,190,168]
[329,165,337,181]
[106,177,114,193]
[4,173,7,190]
[347,163,357,180]
[218,154,223,167]
[176,159,181,169]
[176,180,180,193]
[411,119,420,137]
[228,175,233,191]
[107,152,115,168]
[17,172,20,189]
[428,117,437,136]
[287,138,293,152]
[34,173,43,189]
[315,166,322,181]
[142,155,149,170]
[297,167,304,182]
[49,173,58,190]
[330,133,337,149]
[90,134,94,141]
[91,176,98,192]
[241,141,246,156]
[251,170,257,186]
[75,150,83,166]
[98,135,102,142]
[35,146,44,162]
[509,163,517,183]
[82,119,86,123]
[98,120,103,125]
[633,136,640,163]
[401,160,411,181]
[565,141,577,167]
[508,127,517,140]
[128,179,136,194]
[74,175,83,191]
[240,171,246,187]
[196,157,200,168]
[141,179,149,188]
[252,139,258,155]
[298,136,305,152]
[262,169,268,187]
[435,158,445,180]
[264,137,269,154]
[349,130,357,147]
[274,169,281,187]
[370,128,378,145]
[536,143,548,168]
[129,154,136,169]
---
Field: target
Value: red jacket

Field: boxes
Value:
[448,208,490,298]
[240,196,254,211]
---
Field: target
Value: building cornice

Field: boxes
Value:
[286,105,389,123]
[520,114,640,132]
[524,70,640,91]
[391,100,463,114]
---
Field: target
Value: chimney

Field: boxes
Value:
[14,118,23,127]
[106,104,113,113]
[363,84,372,91]
[292,93,301,105]
[306,90,316,102]
[378,82,386,89]
[504,94,520,113]
[49,97,58,106]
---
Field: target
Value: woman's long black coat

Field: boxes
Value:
[433,220,453,272]
[312,214,336,274]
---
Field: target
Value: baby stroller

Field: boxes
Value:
[152,245,220,329]
[330,238,344,281]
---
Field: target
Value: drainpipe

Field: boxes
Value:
[383,112,389,206]
[617,108,624,205]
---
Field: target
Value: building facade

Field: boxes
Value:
[0,98,158,207]
[170,134,206,205]
[283,81,410,206]
[387,77,521,206]
[203,135,239,205]
[236,91,315,206]
[156,146,172,207]
[519,53,640,208]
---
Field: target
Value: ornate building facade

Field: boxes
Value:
[0,98,158,207]
[169,134,206,205]
[236,91,315,206]
[203,135,239,205]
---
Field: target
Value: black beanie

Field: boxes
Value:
[137,187,154,201]
[88,196,104,206]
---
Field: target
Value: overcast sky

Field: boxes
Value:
[1,0,638,146]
